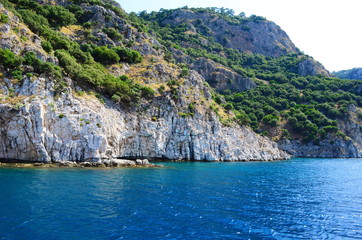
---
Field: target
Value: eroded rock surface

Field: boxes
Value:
[0,73,289,162]
[162,9,298,57]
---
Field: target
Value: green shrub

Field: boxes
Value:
[15,103,25,109]
[83,22,92,28]
[235,110,250,126]
[37,4,76,27]
[188,103,195,112]
[23,51,40,68]
[112,47,143,63]
[17,9,49,35]
[102,27,123,41]
[20,35,28,41]
[158,85,165,94]
[80,65,107,86]
[0,48,23,70]
[92,46,120,64]
[41,40,53,53]
[111,94,121,103]
[13,26,20,33]
[22,51,61,78]
[166,79,180,87]
[26,73,33,78]
[65,4,84,19]
[180,66,189,77]
[178,112,191,118]
[18,9,77,52]
[47,31,77,51]
[281,129,290,139]
[336,131,346,139]
[322,125,339,134]
[224,103,234,111]
[54,81,68,94]
[76,91,85,96]
[40,62,62,79]
[262,114,279,127]
[70,48,93,64]
[140,86,155,99]
[11,70,22,80]
[0,13,9,24]
[249,15,266,22]
[213,95,222,104]
[80,43,96,53]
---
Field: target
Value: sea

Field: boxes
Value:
[0,158,361,240]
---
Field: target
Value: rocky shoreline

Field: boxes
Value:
[0,156,294,168]
[4,155,362,169]
[0,159,161,168]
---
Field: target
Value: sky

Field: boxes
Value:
[119,0,362,72]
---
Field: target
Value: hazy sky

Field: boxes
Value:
[119,0,362,71]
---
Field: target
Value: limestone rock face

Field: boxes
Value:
[278,138,362,158]
[191,58,256,92]
[0,74,290,162]
[296,58,331,77]
[170,50,256,93]
[163,9,330,78]
[162,9,298,57]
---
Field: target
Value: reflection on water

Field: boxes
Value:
[0,158,362,239]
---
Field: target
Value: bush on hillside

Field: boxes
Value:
[112,47,143,63]
[92,46,120,65]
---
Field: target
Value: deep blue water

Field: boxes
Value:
[0,158,362,240]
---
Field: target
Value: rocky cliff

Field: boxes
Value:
[170,48,256,92]
[161,9,298,57]
[145,8,330,94]
[279,138,362,158]
[296,58,331,77]
[0,3,289,162]
[0,73,289,162]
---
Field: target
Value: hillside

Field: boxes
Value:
[137,7,362,157]
[0,1,362,162]
[0,0,289,162]
[334,68,362,80]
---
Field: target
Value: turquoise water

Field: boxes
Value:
[0,158,362,239]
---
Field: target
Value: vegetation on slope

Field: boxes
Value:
[0,0,153,103]
[136,7,362,142]
[334,68,362,80]
[1,0,362,144]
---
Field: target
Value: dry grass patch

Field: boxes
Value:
[60,25,82,36]
[0,94,27,106]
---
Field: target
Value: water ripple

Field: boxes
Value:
[0,158,362,239]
